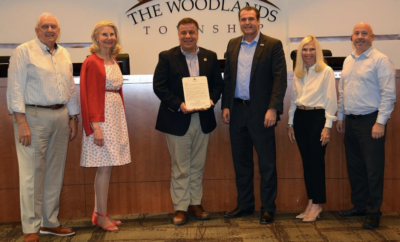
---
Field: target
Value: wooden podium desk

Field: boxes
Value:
[0,72,399,223]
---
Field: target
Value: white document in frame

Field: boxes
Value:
[182,76,211,110]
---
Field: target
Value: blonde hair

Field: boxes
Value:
[294,35,326,78]
[89,20,122,56]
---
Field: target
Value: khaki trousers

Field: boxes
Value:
[13,106,69,233]
[166,113,210,211]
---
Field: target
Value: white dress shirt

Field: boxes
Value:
[7,38,79,115]
[288,64,337,128]
[337,47,396,125]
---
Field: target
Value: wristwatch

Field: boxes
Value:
[69,116,79,123]
[287,124,293,129]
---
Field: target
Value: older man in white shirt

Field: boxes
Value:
[336,22,396,230]
[7,13,79,242]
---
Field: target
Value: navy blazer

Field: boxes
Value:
[153,46,223,136]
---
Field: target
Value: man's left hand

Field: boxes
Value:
[69,118,78,141]
[372,123,385,139]
[264,108,277,128]
[197,100,214,111]
[210,99,215,107]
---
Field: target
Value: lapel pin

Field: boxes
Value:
[204,58,207,61]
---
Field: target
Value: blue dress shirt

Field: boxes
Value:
[234,32,260,100]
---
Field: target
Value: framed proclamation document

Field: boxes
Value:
[182,76,211,110]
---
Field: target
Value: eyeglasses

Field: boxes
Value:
[40,24,59,30]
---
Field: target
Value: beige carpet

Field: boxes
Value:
[1,211,400,241]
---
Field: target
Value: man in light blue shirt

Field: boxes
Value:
[336,22,396,230]
[234,32,260,100]
[222,6,287,225]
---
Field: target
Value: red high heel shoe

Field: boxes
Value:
[92,211,122,226]
[92,212,119,232]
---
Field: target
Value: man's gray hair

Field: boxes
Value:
[36,13,60,28]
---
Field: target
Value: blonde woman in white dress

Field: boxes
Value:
[80,20,131,232]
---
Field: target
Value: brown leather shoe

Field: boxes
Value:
[188,205,210,220]
[173,211,187,226]
[23,233,39,242]
[39,225,75,236]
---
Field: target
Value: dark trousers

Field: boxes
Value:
[293,109,327,204]
[344,111,385,217]
[229,101,277,213]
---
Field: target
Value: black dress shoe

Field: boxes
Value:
[339,208,366,217]
[362,215,380,230]
[260,212,274,224]
[224,207,254,218]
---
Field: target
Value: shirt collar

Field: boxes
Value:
[304,63,317,71]
[35,38,58,54]
[241,31,261,45]
[181,46,199,57]
[351,46,373,59]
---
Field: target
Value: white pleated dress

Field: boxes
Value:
[80,62,131,167]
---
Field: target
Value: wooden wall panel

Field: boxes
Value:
[0,88,19,190]
[58,185,87,218]
[275,178,308,210]
[123,84,173,183]
[0,72,399,223]
[87,181,173,215]
[64,125,85,186]
[382,180,400,211]
[202,179,238,212]
[384,73,400,179]
[0,189,20,222]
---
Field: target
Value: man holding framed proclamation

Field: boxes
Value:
[153,17,223,225]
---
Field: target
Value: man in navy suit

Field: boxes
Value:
[222,6,287,224]
[153,18,223,226]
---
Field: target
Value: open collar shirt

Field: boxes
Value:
[234,31,260,100]
[337,46,396,124]
[7,38,80,115]
[181,46,200,77]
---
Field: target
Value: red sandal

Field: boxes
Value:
[92,211,119,232]
[92,211,122,226]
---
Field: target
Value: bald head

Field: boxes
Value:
[352,22,375,55]
[353,22,374,35]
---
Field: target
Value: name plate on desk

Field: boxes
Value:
[182,76,210,110]
[334,72,342,78]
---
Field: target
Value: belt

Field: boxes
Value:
[234,98,250,105]
[26,104,64,110]
[297,106,323,110]
[346,111,378,119]
[106,90,120,93]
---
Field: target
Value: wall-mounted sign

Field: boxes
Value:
[121,0,285,74]
[126,0,281,26]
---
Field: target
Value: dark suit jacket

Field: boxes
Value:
[153,46,223,136]
[222,33,287,122]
